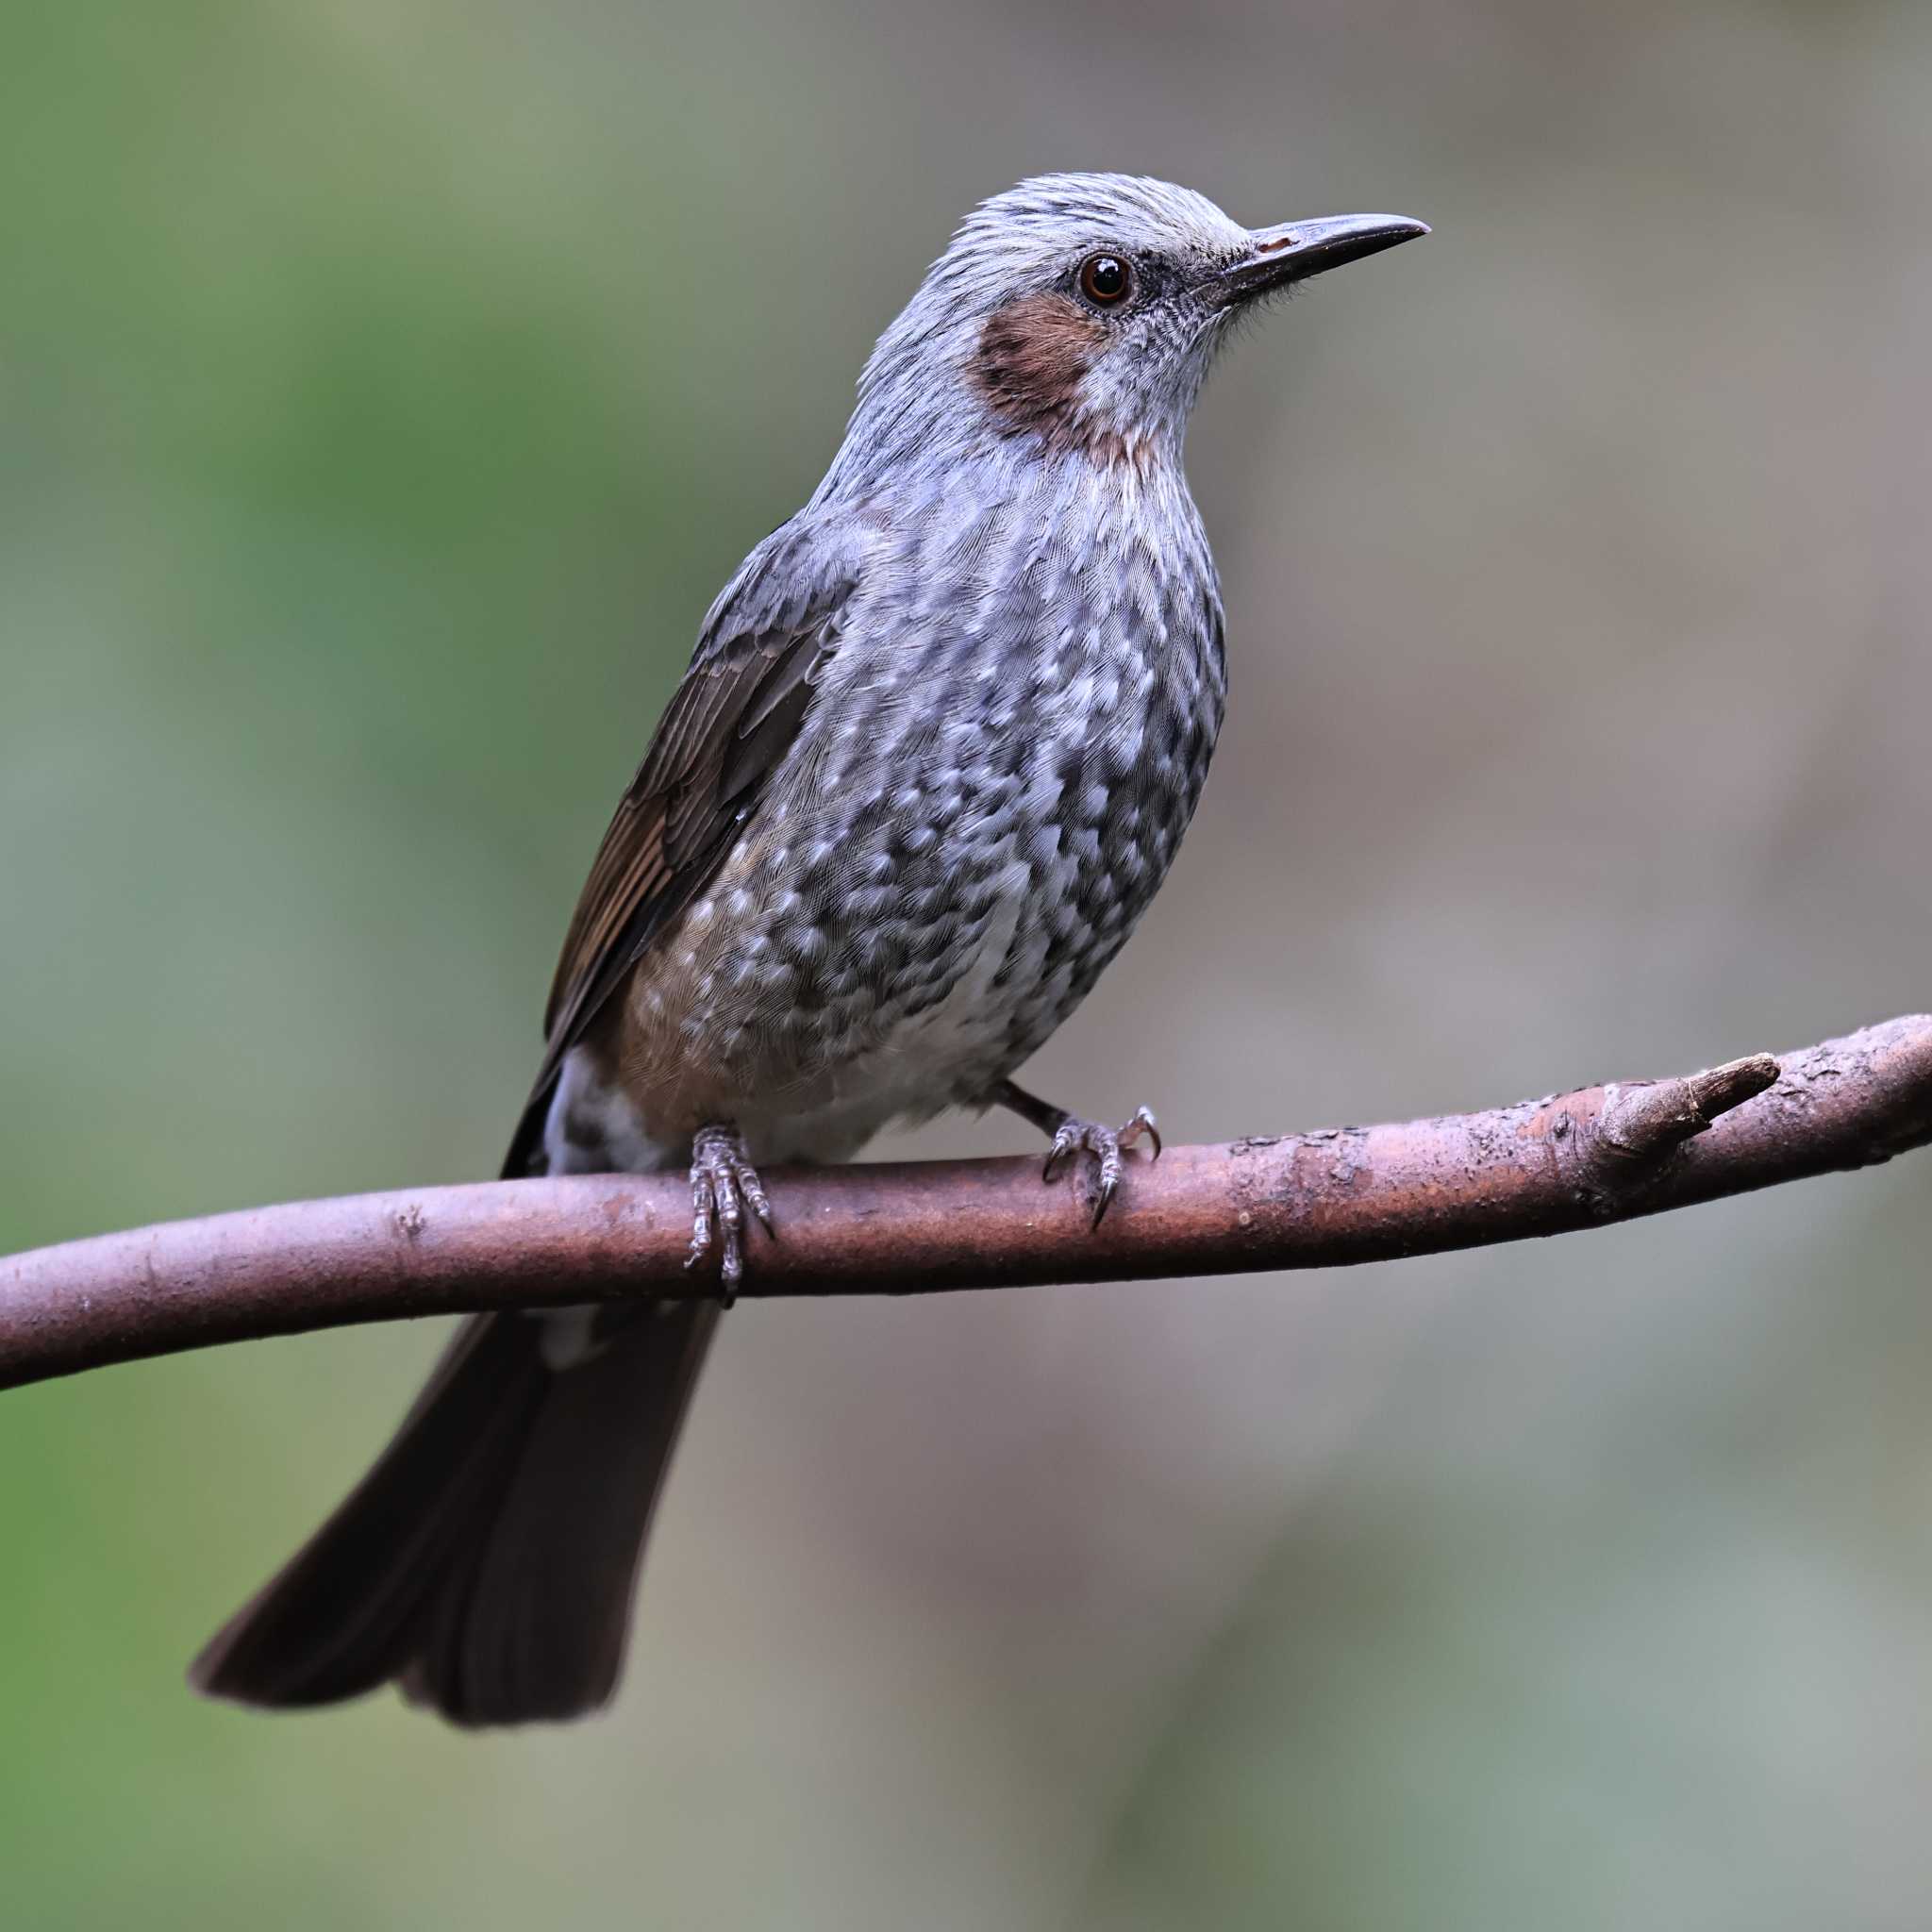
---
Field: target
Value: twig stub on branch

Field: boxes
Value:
[1596,1052,1784,1162]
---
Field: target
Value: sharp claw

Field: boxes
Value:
[743,1177,774,1232]
[686,1189,714,1272]
[1092,1149,1122,1226]
[1091,1181,1116,1230]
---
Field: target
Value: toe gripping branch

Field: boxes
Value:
[685,1124,774,1307]
[993,1080,1164,1228]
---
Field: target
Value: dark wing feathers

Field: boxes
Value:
[502,525,858,1177]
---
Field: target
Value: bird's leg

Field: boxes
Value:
[991,1079,1162,1229]
[684,1122,774,1308]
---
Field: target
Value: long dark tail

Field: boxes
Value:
[189,1300,717,1725]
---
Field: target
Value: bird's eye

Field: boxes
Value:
[1078,252,1133,308]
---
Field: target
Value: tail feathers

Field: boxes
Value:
[191,1302,717,1725]
[401,1301,719,1724]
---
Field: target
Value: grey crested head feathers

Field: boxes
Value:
[832,173,1425,479]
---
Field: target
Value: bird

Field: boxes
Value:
[189,174,1425,1726]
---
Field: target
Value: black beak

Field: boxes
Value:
[1213,213,1429,303]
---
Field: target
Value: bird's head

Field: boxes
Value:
[845,173,1426,477]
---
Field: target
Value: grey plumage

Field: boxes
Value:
[191,174,1425,1724]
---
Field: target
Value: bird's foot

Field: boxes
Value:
[685,1123,773,1307]
[1041,1106,1162,1228]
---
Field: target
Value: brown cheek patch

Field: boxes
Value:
[970,293,1106,449]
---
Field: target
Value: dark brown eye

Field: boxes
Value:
[1078,252,1132,308]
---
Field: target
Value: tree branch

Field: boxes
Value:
[4,1014,1928,1393]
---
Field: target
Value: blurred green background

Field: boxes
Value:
[5,0,1931,1924]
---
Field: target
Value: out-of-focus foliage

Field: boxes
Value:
[3,2,1929,1925]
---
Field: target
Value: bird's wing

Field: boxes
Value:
[502,518,865,1177]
